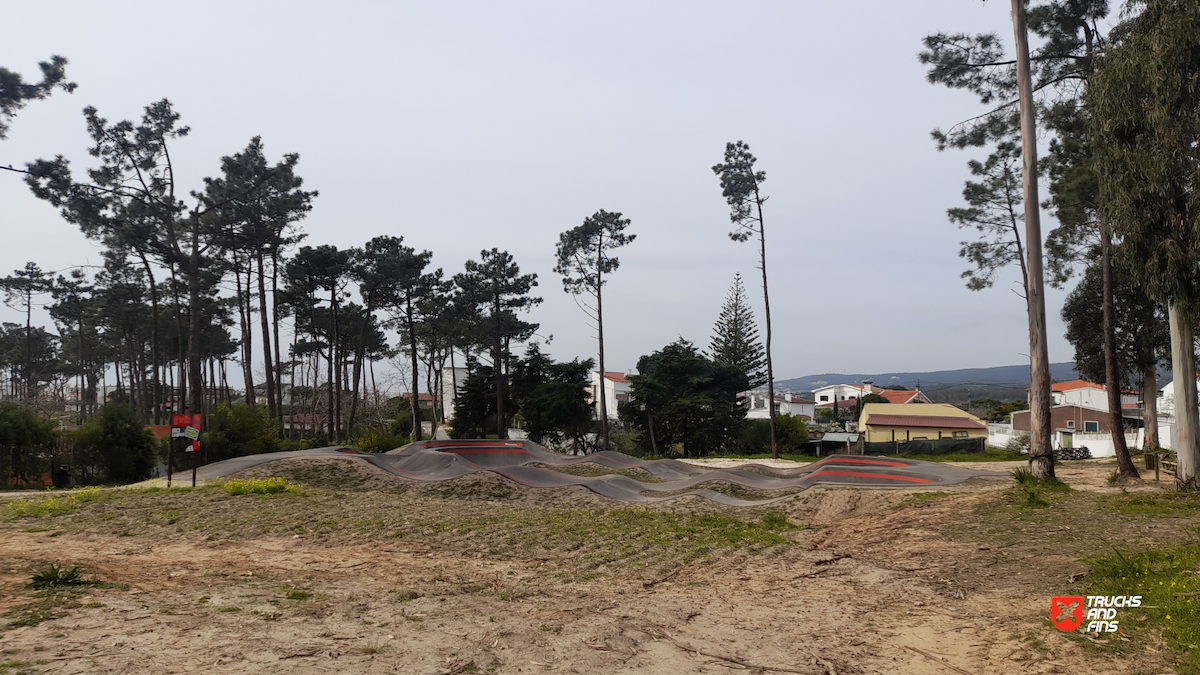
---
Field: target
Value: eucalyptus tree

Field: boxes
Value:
[1091,0,1200,488]
[712,141,779,459]
[920,1,1111,480]
[554,209,635,451]
[0,55,74,139]
[201,136,315,420]
[709,273,766,390]
[455,249,541,439]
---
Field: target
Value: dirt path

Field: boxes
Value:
[0,460,1175,674]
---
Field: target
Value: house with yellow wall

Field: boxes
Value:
[858,403,987,442]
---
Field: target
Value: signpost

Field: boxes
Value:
[169,413,202,487]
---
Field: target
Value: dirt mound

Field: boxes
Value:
[228,456,409,492]
[784,486,911,524]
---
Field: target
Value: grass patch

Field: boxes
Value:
[901,491,954,506]
[1087,538,1200,673]
[3,487,103,519]
[285,589,313,601]
[222,477,302,496]
[1006,467,1072,509]
[1104,490,1200,517]
[30,563,94,590]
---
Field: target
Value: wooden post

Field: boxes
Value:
[1010,0,1055,480]
[191,448,197,488]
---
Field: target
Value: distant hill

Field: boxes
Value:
[775,363,1079,404]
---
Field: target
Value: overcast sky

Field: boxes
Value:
[0,1,1077,385]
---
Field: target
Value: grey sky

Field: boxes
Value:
[0,1,1074,385]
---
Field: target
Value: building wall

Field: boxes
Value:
[862,425,987,443]
[1011,406,1113,434]
[588,373,631,420]
[812,384,877,404]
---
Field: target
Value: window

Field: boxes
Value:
[1066,420,1075,428]
[819,395,828,402]
[1084,421,1099,432]
[953,431,969,438]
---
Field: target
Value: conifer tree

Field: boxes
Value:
[709,273,766,389]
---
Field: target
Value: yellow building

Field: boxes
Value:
[858,403,987,443]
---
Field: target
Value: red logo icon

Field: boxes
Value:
[1051,596,1084,631]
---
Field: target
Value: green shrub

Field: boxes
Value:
[741,414,809,455]
[223,477,301,496]
[349,430,408,453]
[277,438,317,453]
[70,403,156,484]
[202,403,280,462]
[30,563,90,589]
[0,403,57,486]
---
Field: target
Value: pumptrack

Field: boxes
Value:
[188,439,1003,506]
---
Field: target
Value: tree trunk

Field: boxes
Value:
[408,297,423,442]
[347,303,369,436]
[596,234,611,452]
[493,298,505,440]
[752,188,777,459]
[327,287,337,442]
[1010,0,1055,480]
[187,227,204,419]
[138,255,162,424]
[1143,364,1160,450]
[1169,303,1199,489]
[234,256,255,407]
[256,251,277,419]
[1102,224,1139,478]
[272,251,285,426]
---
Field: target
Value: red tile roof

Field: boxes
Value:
[1051,379,1104,392]
[879,390,923,404]
[865,414,986,430]
[599,371,630,383]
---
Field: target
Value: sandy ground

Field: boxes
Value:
[0,456,1178,675]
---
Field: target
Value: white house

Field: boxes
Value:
[1048,379,1138,412]
[588,371,632,420]
[745,393,816,420]
[1157,377,1200,419]
[811,383,882,405]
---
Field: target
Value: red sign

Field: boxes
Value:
[189,439,200,453]
[1051,596,1084,631]
[171,414,192,428]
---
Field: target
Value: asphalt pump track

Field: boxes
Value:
[184,439,1003,506]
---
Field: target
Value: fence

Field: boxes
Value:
[863,437,986,456]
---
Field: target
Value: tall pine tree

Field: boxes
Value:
[708,273,766,390]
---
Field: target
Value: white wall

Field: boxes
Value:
[988,423,1022,449]
[1070,432,1139,458]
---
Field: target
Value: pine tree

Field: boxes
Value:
[709,273,767,390]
